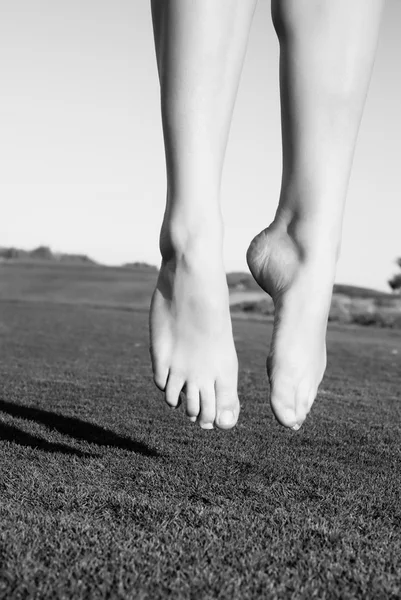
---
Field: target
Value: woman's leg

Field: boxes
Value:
[247,0,384,429]
[149,0,258,429]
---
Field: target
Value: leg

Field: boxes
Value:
[247,0,384,429]
[149,0,258,429]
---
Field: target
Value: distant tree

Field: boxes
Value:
[388,258,401,293]
[30,246,53,260]
[0,247,28,259]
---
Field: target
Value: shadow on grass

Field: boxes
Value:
[0,399,159,457]
[0,422,94,457]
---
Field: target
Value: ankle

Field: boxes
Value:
[273,208,342,265]
[160,211,224,266]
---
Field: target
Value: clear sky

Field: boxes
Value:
[1,0,400,291]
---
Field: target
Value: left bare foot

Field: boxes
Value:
[150,221,240,430]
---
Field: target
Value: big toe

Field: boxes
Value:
[270,373,318,430]
[269,373,302,430]
[214,381,239,431]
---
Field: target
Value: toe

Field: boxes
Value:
[185,382,200,421]
[152,356,169,392]
[293,381,317,427]
[165,373,185,408]
[269,375,299,429]
[198,384,216,430]
[214,380,239,430]
[153,365,169,391]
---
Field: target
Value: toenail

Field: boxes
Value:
[218,410,235,427]
[200,422,214,430]
[292,423,301,431]
[188,416,197,423]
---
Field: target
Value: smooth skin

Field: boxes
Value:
[149,0,384,430]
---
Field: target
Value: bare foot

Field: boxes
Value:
[149,223,239,430]
[246,215,337,429]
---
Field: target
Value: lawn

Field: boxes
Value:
[0,264,400,598]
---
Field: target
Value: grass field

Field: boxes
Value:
[1,264,401,598]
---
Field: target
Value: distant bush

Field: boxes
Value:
[231,287,401,329]
[226,272,261,292]
[233,298,274,316]
[58,253,97,265]
[351,311,401,329]
[0,247,29,260]
[328,295,352,323]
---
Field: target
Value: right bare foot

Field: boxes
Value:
[246,214,338,430]
[149,217,240,431]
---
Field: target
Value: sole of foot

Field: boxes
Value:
[246,218,335,430]
[149,240,240,431]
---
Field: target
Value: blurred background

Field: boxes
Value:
[0,0,400,294]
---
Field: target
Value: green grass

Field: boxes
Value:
[0,262,157,309]
[0,264,401,598]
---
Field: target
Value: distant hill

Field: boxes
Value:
[0,246,97,265]
[227,271,392,299]
[332,284,393,299]
[122,262,159,271]
[0,251,391,299]
[55,252,97,265]
[0,247,161,271]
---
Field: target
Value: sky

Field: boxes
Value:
[0,0,400,291]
